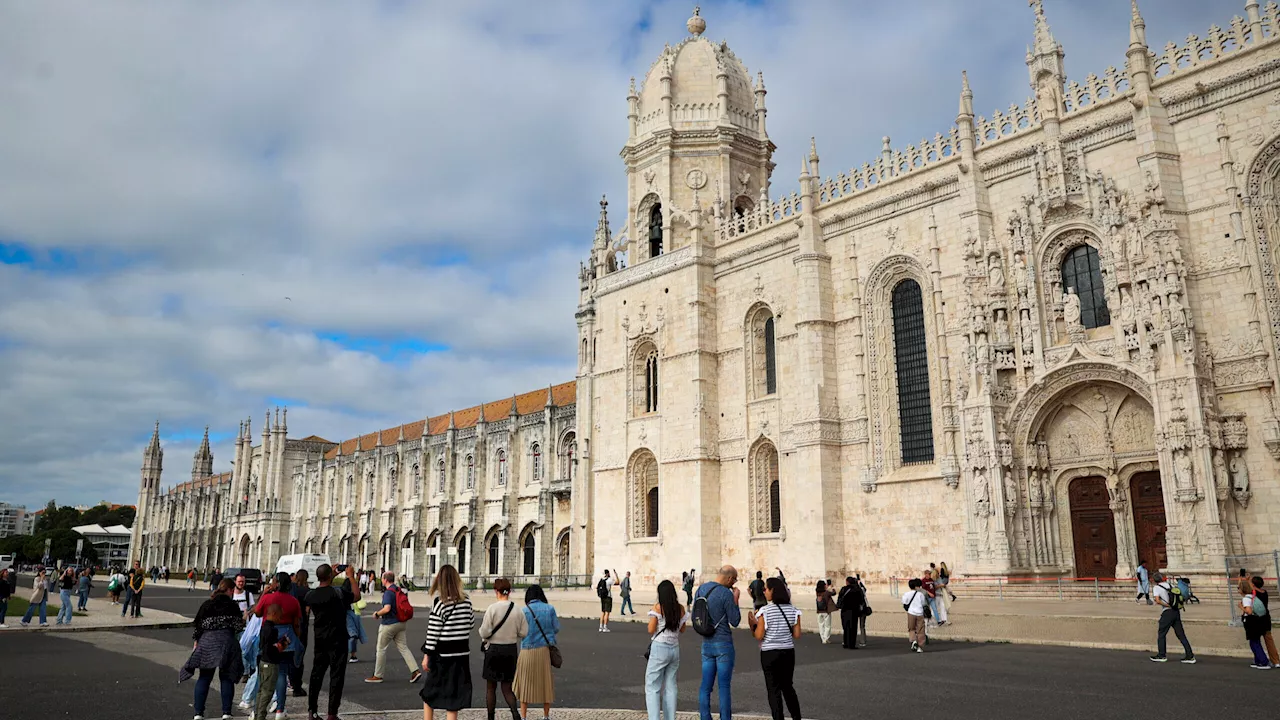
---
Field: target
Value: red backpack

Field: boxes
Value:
[393,587,415,622]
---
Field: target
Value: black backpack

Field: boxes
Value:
[597,578,608,599]
[691,585,722,638]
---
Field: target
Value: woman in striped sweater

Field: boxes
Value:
[419,564,474,720]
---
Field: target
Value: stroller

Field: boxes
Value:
[1176,577,1202,604]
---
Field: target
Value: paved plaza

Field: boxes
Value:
[1,577,1276,720]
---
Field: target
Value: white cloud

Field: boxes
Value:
[0,0,1234,508]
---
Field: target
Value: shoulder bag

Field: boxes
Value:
[482,602,515,653]
[529,606,563,669]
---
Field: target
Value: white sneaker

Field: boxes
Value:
[603,627,611,633]
[268,700,277,712]
[238,702,251,710]
[274,712,288,720]
[221,715,233,720]
[194,715,204,720]
[0,623,7,628]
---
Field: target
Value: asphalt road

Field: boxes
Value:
[1,578,1274,720]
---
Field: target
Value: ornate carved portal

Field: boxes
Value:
[995,364,1174,577]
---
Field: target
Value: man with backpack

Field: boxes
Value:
[693,565,742,720]
[1150,571,1196,664]
[597,569,615,632]
[367,571,422,683]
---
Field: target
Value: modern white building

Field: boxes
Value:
[73,524,133,567]
[0,503,28,538]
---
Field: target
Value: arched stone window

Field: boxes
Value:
[648,204,664,258]
[628,450,660,539]
[496,449,507,486]
[633,340,660,415]
[521,528,536,575]
[733,196,754,233]
[346,474,354,507]
[559,432,577,482]
[529,443,542,483]
[455,528,469,576]
[465,454,475,490]
[747,305,778,397]
[436,458,446,494]
[749,439,781,534]
[485,527,501,575]
[1061,245,1110,329]
[892,278,935,464]
[412,463,421,498]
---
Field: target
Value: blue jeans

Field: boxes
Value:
[242,636,260,705]
[699,641,735,720]
[926,596,939,622]
[23,598,47,624]
[77,588,90,610]
[57,590,73,624]
[0,597,7,624]
[274,625,299,709]
[121,588,133,616]
[621,595,635,615]
[646,641,680,720]
[195,667,235,716]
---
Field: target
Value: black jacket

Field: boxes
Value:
[837,583,865,613]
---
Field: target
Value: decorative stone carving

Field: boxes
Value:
[1229,451,1251,507]
[1063,289,1085,342]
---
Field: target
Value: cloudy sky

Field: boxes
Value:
[0,0,1230,509]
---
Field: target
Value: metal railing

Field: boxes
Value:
[888,573,1273,609]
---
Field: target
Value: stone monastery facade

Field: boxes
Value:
[137,2,1280,586]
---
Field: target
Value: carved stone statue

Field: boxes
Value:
[1037,75,1060,120]
[1106,473,1123,504]
[994,309,1011,345]
[1063,289,1082,327]
[1119,287,1135,327]
[1168,292,1186,328]
[1002,468,1018,503]
[1021,312,1035,351]
[988,257,1005,293]
[1028,471,1044,504]
[1213,451,1229,494]
[972,469,990,504]
[1174,450,1194,490]
[1229,453,1250,494]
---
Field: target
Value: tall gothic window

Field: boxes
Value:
[892,279,935,464]
[648,204,664,258]
[436,458,446,494]
[629,450,660,539]
[486,531,500,574]
[633,341,660,415]
[412,463,420,498]
[496,449,507,486]
[465,455,475,490]
[1061,245,1110,329]
[531,443,542,483]
[749,440,781,534]
[522,532,536,575]
[749,307,778,398]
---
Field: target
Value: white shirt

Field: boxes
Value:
[232,589,253,613]
[647,609,691,646]
[1152,582,1171,607]
[902,590,928,617]
[755,604,801,651]
[603,576,614,595]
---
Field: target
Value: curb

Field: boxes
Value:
[902,631,1252,659]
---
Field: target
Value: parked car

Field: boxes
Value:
[220,567,264,594]
[275,554,331,581]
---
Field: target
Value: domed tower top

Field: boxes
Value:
[631,6,764,140]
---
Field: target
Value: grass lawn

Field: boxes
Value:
[5,596,90,620]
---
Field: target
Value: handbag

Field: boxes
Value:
[862,603,874,617]
[482,602,516,653]
[529,607,562,669]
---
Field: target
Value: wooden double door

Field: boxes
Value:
[1068,472,1167,577]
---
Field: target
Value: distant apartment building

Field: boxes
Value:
[0,503,28,538]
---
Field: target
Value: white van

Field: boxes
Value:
[275,554,331,580]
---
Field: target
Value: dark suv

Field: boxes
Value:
[222,567,264,594]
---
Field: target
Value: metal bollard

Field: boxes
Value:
[1057,577,1063,601]
[1094,577,1100,601]
[998,577,1004,600]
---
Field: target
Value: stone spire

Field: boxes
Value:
[192,426,213,482]
[958,70,974,119]
[808,137,820,179]
[145,421,163,465]
[510,393,520,418]
[546,383,555,408]
[1126,0,1153,92]
[1025,0,1066,116]
[1028,0,1059,59]
[754,71,768,139]
[594,195,611,250]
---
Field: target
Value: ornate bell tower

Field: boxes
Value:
[619,7,776,264]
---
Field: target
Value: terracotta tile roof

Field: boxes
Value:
[321,380,576,460]
[297,435,334,444]
[167,472,233,496]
